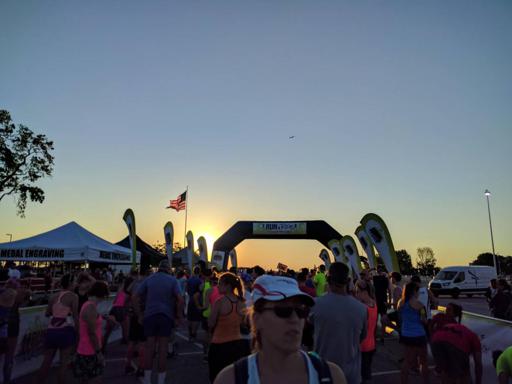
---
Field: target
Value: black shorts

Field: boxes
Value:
[128,315,146,343]
[143,314,173,338]
[73,353,104,379]
[109,307,126,323]
[187,302,203,322]
[399,335,427,347]
[432,342,470,378]
[45,326,77,350]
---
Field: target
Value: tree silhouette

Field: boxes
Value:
[0,110,54,216]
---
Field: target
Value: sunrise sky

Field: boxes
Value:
[1,1,511,270]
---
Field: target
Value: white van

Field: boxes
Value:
[429,266,497,298]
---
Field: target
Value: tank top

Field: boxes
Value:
[49,291,73,329]
[211,298,242,344]
[209,286,223,306]
[77,301,102,356]
[400,301,426,338]
[202,281,212,318]
[245,351,320,384]
[361,303,378,352]
[112,290,127,307]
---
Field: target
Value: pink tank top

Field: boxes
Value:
[209,286,223,306]
[361,303,378,352]
[77,301,102,356]
[112,290,127,307]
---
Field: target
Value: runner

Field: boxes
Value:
[431,315,482,384]
[103,276,133,351]
[186,266,203,342]
[429,303,462,336]
[73,281,110,384]
[214,274,346,384]
[313,265,327,297]
[135,259,183,384]
[389,272,403,310]
[0,284,16,384]
[5,277,30,384]
[310,262,367,384]
[38,274,79,384]
[372,267,390,343]
[75,272,96,312]
[125,269,146,377]
[494,346,512,384]
[397,282,428,384]
[355,279,378,383]
[208,272,250,382]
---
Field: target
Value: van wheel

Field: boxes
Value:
[451,288,460,299]
[467,294,473,298]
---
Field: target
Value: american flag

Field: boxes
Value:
[167,191,187,211]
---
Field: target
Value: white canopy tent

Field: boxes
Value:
[0,221,139,264]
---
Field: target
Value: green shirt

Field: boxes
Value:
[202,281,212,318]
[497,346,512,378]
[314,272,327,297]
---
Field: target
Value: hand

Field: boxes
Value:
[97,351,105,367]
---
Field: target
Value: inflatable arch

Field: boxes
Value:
[211,221,343,271]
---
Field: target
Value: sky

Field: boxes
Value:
[0,1,511,270]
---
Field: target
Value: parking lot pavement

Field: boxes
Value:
[15,326,442,384]
[438,295,490,316]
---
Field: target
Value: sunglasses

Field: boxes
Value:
[261,305,310,319]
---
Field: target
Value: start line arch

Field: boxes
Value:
[211,220,343,271]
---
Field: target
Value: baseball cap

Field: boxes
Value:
[158,259,170,271]
[252,275,315,306]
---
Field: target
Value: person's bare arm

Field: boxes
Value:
[70,294,79,331]
[327,362,347,384]
[45,294,55,317]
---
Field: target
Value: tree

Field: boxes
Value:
[396,249,415,275]
[0,110,54,216]
[470,252,512,275]
[416,247,437,276]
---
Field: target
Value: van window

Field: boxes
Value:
[436,271,457,280]
[454,272,465,283]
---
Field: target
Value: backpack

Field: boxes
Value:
[234,352,333,384]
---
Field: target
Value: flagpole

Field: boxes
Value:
[183,186,189,248]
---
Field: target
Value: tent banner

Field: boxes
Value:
[0,249,65,260]
[318,249,331,268]
[186,231,194,271]
[197,236,208,263]
[355,225,377,269]
[328,239,349,265]
[360,213,399,272]
[341,235,362,277]
[123,209,137,267]
[164,222,174,264]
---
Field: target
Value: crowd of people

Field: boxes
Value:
[0,260,510,384]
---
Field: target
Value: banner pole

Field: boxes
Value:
[184,186,189,248]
